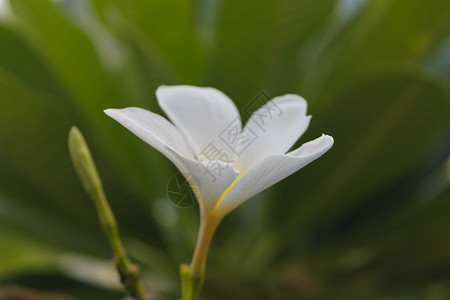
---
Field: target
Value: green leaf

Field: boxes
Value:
[94,0,206,84]
[303,0,450,101]
[9,0,168,197]
[0,226,61,278]
[0,70,108,252]
[0,24,68,99]
[204,0,337,106]
[0,71,167,258]
[275,68,450,245]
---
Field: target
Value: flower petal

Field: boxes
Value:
[104,107,194,173]
[214,135,334,216]
[157,85,241,162]
[166,147,239,215]
[235,94,311,172]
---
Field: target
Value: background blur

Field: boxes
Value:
[1,0,450,299]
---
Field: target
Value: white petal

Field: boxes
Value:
[214,135,334,216]
[157,85,241,162]
[235,94,311,172]
[166,147,239,215]
[104,107,194,173]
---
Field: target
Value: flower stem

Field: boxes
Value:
[181,214,221,300]
[69,126,149,300]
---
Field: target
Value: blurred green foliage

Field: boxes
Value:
[0,0,449,299]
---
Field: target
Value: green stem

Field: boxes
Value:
[190,216,220,280]
[180,264,192,300]
[181,215,222,300]
[68,126,149,300]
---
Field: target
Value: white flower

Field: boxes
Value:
[105,85,333,219]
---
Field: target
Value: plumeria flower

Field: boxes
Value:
[105,85,333,218]
[105,85,333,297]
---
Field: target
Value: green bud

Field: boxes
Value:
[68,126,117,239]
[68,126,149,299]
[68,126,103,195]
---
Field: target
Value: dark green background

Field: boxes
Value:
[0,0,449,299]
